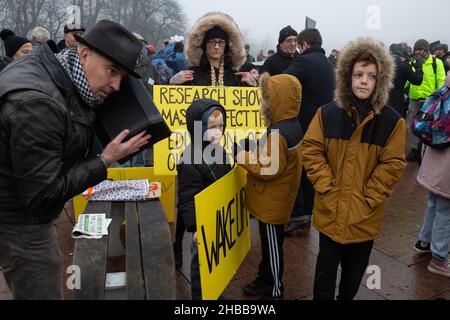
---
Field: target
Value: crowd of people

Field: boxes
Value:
[0,11,449,301]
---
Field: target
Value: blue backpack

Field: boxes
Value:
[411,86,450,149]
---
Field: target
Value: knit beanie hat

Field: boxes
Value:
[204,26,229,43]
[414,39,429,51]
[1,29,31,58]
[389,43,403,55]
[278,25,297,44]
[436,43,448,53]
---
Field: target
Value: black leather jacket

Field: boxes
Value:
[0,45,107,225]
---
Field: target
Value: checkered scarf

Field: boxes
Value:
[56,48,101,108]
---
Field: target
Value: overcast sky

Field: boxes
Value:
[181,0,449,55]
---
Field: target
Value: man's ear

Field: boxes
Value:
[77,46,90,66]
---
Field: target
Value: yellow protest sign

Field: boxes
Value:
[194,166,250,300]
[73,167,176,222]
[153,85,266,176]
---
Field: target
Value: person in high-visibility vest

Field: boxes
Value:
[406,39,446,162]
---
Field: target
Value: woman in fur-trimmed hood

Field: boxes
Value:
[170,12,255,87]
[302,38,407,300]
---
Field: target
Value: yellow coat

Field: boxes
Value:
[238,74,303,225]
[302,38,407,244]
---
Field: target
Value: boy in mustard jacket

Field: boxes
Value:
[237,74,303,299]
[302,38,407,300]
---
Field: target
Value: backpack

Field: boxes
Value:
[411,86,450,149]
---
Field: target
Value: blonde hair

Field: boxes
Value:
[210,57,225,87]
[210,109,222,119]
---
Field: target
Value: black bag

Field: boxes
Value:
[94,75,171,164]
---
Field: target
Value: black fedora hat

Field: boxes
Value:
[74,20,142,78]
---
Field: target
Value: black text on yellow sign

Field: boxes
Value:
[158,86,261,108]
[154,86,265,176]
[200,188,249,274]
[162,108,264,128]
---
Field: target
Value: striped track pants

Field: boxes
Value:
[258,221,285,298]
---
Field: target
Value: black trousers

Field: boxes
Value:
[0,222,63,300]
[257,221,285,298]
[174,209,185,245]
[313,233,374,300]
[190,240,202,300]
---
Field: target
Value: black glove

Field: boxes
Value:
[413,57,425,70]
[231,142,242,160]
[239,138,257,152]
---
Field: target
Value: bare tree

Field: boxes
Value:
[45,0,71,41]
[102,0,186,47]
[0,0,46,36]
[146,0,186,46]
[0,0,186,55]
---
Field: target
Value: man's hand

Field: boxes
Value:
[231,142,241,160]
[170,70,194,85]
[235,72,257,87]
[101,130,151,165]
[413,57,425,70]
[231,138,257,161]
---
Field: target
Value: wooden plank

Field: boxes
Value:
[125,202,145,300]
[138,201,176,300]
[108,202,126,257]
[72,201,111,300]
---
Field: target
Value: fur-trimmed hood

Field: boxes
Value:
[185,12,246,70]
[259,73,302,127]
[336,38,395,114]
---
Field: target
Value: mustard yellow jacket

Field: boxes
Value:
[303,104,406,244]
[302,38,407,244]
[239,74,303,225]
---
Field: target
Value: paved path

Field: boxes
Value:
[1,163,449,300]
[175,163,450,300]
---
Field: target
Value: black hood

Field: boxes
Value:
[186,99,227,141]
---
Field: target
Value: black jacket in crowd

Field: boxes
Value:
[0,45,107,225]
[285,47,336,132]
[388,55,423,118]
[177,99,232,233]
[328,55,338,68]
[440,52,450,74]
[189,54,244,87]
[261,46,300,76]
[246,54,256,63]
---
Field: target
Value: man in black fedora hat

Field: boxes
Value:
[0,20,149,300]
